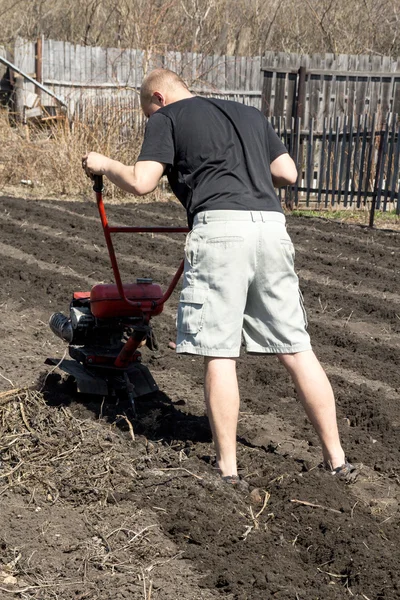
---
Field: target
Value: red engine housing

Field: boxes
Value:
[89,282,164,319]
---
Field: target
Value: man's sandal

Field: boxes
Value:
[221,474,249,491]
[325,460,359,483]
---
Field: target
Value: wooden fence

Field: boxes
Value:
[272,114,400,214]
[9,38,400,128]
[11,37,264,121]
[262,52,400,132]
[3,39,399,214]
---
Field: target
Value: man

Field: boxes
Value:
[83,68,357,485]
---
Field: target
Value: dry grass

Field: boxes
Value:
[0,387,137,503]
[0,108,144,197]
[289,207,400,230]
[0,388,182,598]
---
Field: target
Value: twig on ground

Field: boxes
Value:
[290,498,342,514]
[0,484,13,496]
[380,515,393,524]
[0,372,14,387]
[0,388,20,399]
[117,414,135,441]
[144,551,184,573]
[0,388,24,405]
[152,506,167,512]
[317,567,348,578]
[0,581,81,593]
[105,526,135,539]
[39,349,67,392]
[249,490,271,529]
[19,401,35,434]
[0,460,24,480]
[318,559,335,568]
[60,406,85,441]
[351,501,359,518]
[318,297,328,313]
[268,474,287,485]
[99,397,105,419]
[119,525,159,551]
[141,569,147,600]
[345,310,354,326]
[249,506,257,528]
[255,491,271,520]
[50,442,82,462]
[157,467,203,481]
[241,525,253,541]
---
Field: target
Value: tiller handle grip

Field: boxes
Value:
[93,174,104,193]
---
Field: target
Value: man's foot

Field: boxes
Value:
[325,460,360,483]
[221,474,249,491]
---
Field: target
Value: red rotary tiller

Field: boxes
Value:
[46,175,189,410]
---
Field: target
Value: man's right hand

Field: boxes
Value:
[82,152,111,179]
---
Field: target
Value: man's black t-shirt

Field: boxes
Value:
[137,96,288,226]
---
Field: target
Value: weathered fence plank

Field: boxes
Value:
[364,113,376,206]
[271,114,399,213]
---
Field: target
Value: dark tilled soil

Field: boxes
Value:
[0,194,399,600]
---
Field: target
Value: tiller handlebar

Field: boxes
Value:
[46,175,189,395]
[92,175,189,312]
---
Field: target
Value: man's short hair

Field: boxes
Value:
[140,68,189,109]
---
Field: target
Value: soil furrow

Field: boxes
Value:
[299,268,400,305]
[1,196,399,600]
[0,240,99,286]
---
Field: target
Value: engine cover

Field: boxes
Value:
[90,280,164,319]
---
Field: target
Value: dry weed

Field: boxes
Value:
[0,107,144,197]
[0,388,140,504]
[0,388,184,597]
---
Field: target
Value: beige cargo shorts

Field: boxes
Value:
[176,210,311,357]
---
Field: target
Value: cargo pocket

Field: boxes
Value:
[184,230,193,265]
[177,287,208,334]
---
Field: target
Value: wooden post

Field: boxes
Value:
[293,66,307,205]
[296,66,307,121]
[369,130,385,228]
[14,74,25,123]
[35,36,43,100]
[261,71,273,117]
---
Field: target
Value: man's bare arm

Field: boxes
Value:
[270,153,297,187]
[83,152,165,196]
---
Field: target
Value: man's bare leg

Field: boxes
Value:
[278,350,346,469]
[204,357,240,477]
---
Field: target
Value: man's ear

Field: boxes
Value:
[153,91,166,106]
